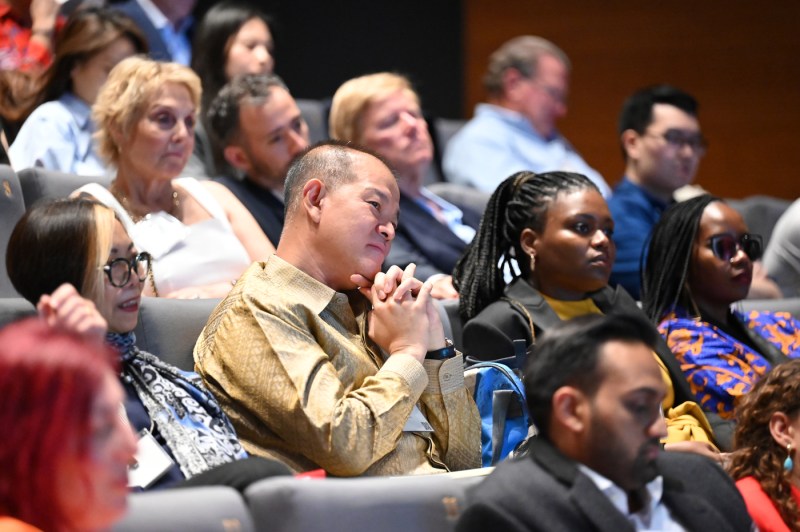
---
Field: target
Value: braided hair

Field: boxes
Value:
[641,194,720,323]
[728,359,800,531]
[453,170,598,322]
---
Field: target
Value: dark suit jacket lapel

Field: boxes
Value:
[528,438,635,532]
[660,474,735,531]
[397,193,468,272]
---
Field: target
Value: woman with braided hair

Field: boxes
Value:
[453,170,728,452]
[729,359,800,531]
[642,195,800,421]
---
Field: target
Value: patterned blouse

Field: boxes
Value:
[658,308,800,419]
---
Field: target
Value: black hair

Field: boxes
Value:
[618,84,698,136]
[191,0,274,114]
[641,194,721,323]
[617,85,698,160]
[6,198,102,305]
[207,73,289,147]
[526,313,659,439]
[452,170,598,322]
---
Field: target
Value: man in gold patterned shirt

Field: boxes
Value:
[194,141,481,476]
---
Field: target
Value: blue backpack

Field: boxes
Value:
[465,340,530,467]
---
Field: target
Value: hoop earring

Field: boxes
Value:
[784,443,794,473]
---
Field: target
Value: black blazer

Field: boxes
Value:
[384,191,481,280]
[456,437,752,532]
[462,278,734,450]
[215,176,284,246]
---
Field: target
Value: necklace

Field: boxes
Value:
[110,182,180,223]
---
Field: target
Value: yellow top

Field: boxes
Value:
[540,294,717,449]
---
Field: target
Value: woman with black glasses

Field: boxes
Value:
[6,198,289,491]
[643,194,800,420]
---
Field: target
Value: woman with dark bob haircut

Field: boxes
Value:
[729,359,800,531]
[0,317,137,531]
[6,198,289,492]
[454,171,728,453]
[642,195,800,421]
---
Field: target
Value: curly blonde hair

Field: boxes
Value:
[728,359,800,531]
[92,56,201,167]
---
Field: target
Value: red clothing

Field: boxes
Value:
[0,4,63,72]
[736,475,800,532]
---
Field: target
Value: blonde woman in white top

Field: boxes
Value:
[76,56,274,298]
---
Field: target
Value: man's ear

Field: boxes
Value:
[551,386,589,435]
[621,129,641,162]
[520,227,539,257]
[302,178,325,224]
[223,145,250,173]
[501,67,526,102]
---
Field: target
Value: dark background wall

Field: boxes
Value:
[196,0,464,118]
[197,0,800,200]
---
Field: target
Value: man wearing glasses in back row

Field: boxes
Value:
[608,85,707,300]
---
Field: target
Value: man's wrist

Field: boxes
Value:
[425,338,456,360]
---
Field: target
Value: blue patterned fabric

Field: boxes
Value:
[658,308,800,418]
[109,331,247,478]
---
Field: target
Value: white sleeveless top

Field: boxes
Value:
[77,178,251,295]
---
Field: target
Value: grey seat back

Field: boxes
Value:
[296,98,330,144]
[727,195,791,247]
[113,486,254,532]
[0,165,24,296]
[0,298,35,328]
[133,297,220,370]
[244,474,483,532]
[18,167,112,208]
[0,296,218,372]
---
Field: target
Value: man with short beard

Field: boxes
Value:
[208,73,309,246]
[457,313,752,532]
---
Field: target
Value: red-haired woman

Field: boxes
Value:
[0,317,137,532]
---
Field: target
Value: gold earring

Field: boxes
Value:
[530,253,536,273]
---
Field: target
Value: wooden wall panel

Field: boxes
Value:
[463,1,800,199]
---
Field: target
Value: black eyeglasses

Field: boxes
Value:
[103,252,153,287]
[707,233,763,262]
[647,130,708,155]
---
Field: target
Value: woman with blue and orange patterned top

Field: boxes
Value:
[643,194,800,421]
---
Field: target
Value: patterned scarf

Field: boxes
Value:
[108,331,247,478]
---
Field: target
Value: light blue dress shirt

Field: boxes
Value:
[9,92,108,176]
[443,103,611,197]
[416,187,476,244]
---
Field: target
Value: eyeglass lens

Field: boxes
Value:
[710,235,762,262]
[108,254,151,287]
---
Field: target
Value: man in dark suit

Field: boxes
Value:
[457,313,752,532]
[111,0,195,64]
[207,74,309,247]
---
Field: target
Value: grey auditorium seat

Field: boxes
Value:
[17,167,112,209]
[296,98,330,144]
[0,297,218,371]
[244,474,484,532]
[0,165,24,296]
[113,486,254,532]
